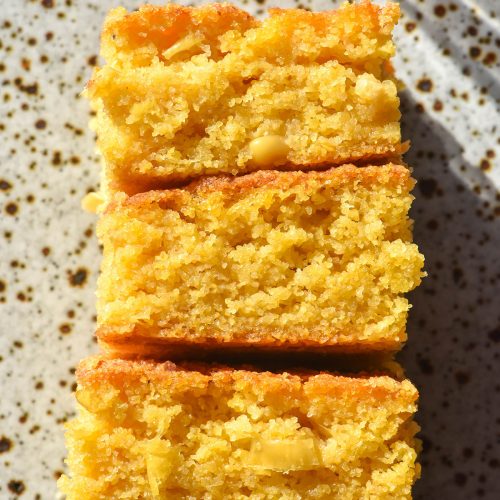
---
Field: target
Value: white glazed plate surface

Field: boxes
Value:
[0,1,499,498]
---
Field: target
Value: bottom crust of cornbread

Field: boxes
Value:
[97,329,404,359]
[59,357,420,499]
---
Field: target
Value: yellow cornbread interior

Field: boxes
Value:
[58,363,420,499]
[96,165,424,349]
[88,2,402,191]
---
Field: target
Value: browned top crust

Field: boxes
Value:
[77,356,418,403]
[105,163,413,214]
[100,1,399,65]
[102,3,256,54]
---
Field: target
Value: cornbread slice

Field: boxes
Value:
[88,1,403,193]
[96,164,424,354]
[58,357,420,499]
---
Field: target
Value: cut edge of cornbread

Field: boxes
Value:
[59,356,420,499]
[95,163,425,354]
[87,1,405,192]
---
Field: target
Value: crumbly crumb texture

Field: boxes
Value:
[96,164,424,351]
[87,1,402,192]
[58,357,420,499]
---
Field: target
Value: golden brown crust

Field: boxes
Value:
[96,326,404,356]
[100,1,398,60]
[101,3,257,57]
[104,163,413,214]
[268,0,400,35]
[76,355,418,404]
[112,150,408,196]
[185,162,412,198]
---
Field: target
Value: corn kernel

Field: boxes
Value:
[249,135,290,166]
[81,192,104,214]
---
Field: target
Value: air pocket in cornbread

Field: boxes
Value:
[87,1,403,193]
[58,357,420,499]
[96,164,424,355]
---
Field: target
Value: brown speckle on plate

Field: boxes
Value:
[67,267,88,287]
[0,435,13,453]
[7,479,25,495]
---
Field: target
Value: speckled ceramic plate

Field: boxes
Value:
[1,0,499,498]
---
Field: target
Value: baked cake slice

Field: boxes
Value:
[58,357,420,499]
[87,1,403,193]
[96,164,424,355]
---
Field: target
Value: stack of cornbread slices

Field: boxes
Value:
[60,2,425,498]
